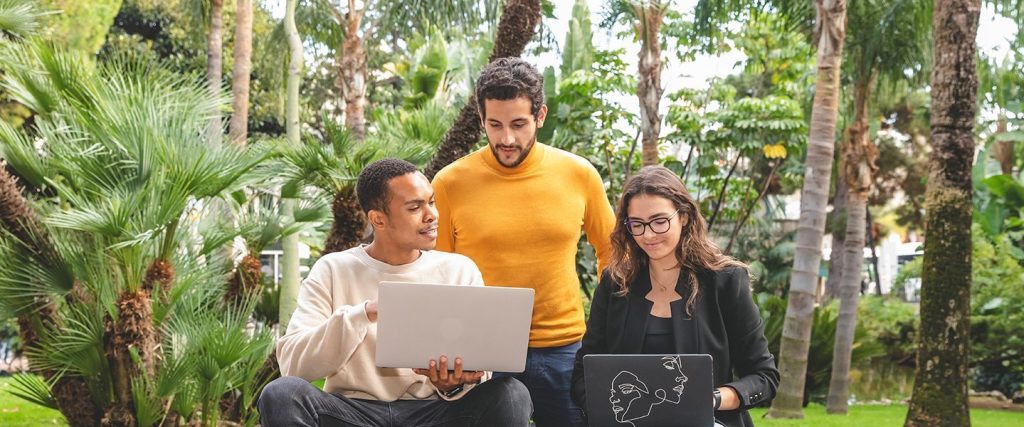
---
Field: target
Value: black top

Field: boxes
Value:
[572,266,780,427]
[642,314,675,354]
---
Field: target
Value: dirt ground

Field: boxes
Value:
[969,396,1024,412]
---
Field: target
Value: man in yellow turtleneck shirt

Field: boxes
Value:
[432,58,615,427]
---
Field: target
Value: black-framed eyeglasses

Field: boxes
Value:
[623,211,680,236]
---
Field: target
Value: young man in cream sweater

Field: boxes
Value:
[258,159,532,426]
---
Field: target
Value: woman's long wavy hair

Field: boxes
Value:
[607,166,747,315]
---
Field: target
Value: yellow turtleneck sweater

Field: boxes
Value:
[432,143,615,347]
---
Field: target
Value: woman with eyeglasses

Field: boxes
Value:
[570,166,778,427]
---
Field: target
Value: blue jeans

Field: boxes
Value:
[494,341,586,427]
[258,376,532,426]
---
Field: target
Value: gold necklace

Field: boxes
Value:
[649,266,676,292]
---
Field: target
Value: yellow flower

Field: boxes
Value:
[763,143,787,159]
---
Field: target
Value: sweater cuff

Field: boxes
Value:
[434,372,490,401]
[723,382,765,409]
[337,301,372,329]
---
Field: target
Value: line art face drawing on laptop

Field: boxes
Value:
[608,356,690,426]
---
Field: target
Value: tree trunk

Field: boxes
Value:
[904,1,979,426]
[705,155,741,232]
[424,0,542,179]
[279,0,303,333]
[338,0,367,143]
[323,186,367,255]
[226,253,262,304]
[2,168,98,424]
[867,209,882,296]
[991,117,1014,175]
[206,0,224,144]
[766,0,847,419]
[826,191,866,414]
[0,167,41,246]
[824,177,847,300]
[635,2,665,166]
[102,290,156,426]
[229,0,253,146]
[826,72,878,412]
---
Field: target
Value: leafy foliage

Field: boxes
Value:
[756,293,886,405]
[0,41,278,425]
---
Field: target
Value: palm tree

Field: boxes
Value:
[904,1,981,425]
[326,0,368,142]
[276,106,446,255]
[622,0,668,166]
[825,0,931,413]
[229,0,253,145]
[424,0,542,179]
[0,39,272,425]
[1,4,94,422]
[692,2,839,416]
[823,176,846,300]
[766,0,847,418]
[225,192,328,306]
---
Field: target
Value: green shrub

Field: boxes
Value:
[755,293,886,405]
[858,296,919,364]
[970,224,1024,397]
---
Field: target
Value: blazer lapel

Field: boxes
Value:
[621,268,653,353]
[671,271,703,354]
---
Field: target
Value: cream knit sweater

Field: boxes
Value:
[276,245,484,401]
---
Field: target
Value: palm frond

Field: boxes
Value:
[0,0,52,40]
[0,229,74,316]
[24,303,107,381]
[0,40,61,114]
[7,373,58,410]
[131,373,166,427]
[0,119,49,190]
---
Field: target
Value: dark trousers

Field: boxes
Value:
[258,376,532,427]
[494,341,586,427]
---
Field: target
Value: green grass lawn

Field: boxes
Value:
[0,376,66,426]
[749,403,1024,426]
[3,375,1022,426]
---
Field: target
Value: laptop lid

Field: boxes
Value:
[375,282,534,373]
[583,354,714,427]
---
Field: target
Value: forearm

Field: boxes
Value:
[277,303,372,380]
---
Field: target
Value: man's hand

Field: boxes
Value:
[365,299,378,322]
[412,356,484,394]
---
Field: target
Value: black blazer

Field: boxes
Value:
[571,266,779,427]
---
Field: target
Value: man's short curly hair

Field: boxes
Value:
[475,58,545,120]
[356,158,420,214]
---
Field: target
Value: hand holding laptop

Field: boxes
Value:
[412,355,484,393]
[365,299,379,322]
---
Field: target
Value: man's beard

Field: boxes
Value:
[490,132,537,168]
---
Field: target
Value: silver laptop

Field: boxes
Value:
[375,282,534,373]
[583,354,714,427]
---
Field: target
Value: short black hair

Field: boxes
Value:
[356,158,420,214]
[475,57,545,120]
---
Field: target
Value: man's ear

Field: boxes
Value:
[367,210,387,229]
[536,104,548,128]
[478,99,487,127]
